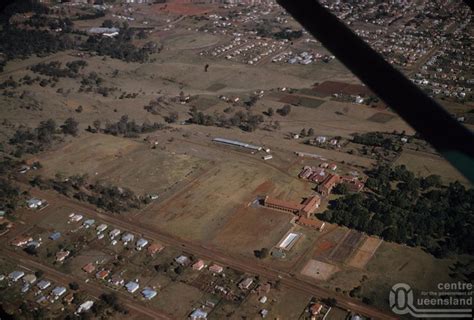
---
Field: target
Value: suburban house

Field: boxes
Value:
[136,238,149,251]
[69,213,83,223]
[8,271,25,282]
[121,233,134,243]
[189,309,208,320]
[192,259,205,271]
[209,264,224,274]
[56,250,70,263]
[83,219,95,228]
[26,198,45,209]
[37,280,51,290]
[109,228,121,239]
[141,287,157,300]
[52,286,67,297]
[175,255,191,266]
[96,270,110,280]
[110,275,124,287]
[49,231,61,241]
[125,281,140,293]
[82,263,95,274]
[23,274,37,284]
[239,277,254,290]
[96,224,108,233]
[11,236,33,247]
[147,243,164,255]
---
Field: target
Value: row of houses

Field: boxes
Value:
[4,267,97,314]
[4,270,72,306]
[175,254,224,274]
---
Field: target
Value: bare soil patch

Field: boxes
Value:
[301,259,339,281]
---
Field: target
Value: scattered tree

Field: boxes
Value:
[61,118,79,136]
[277,104,291,116]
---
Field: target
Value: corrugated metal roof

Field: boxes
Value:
[213,138,262,151]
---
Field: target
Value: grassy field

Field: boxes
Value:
[395,150,470,185]
[35,134,209,194]
[319,241,462,311]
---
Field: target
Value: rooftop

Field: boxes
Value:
[263,196,303,212]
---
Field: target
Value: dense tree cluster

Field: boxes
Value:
[274,29,303,41]
[0,0,49,25]
[9,118,78,156]
[77,71,116,97]
[164,111,179,123]
[90,115,165,137]
[24,14,73,32]
[83,28,160,63]
[0,3,158,71]
[61,118,79,136]
[0,27,75,71]
[0,77,19,89]
[97,293,128,315]
[318,165,473,258]
[33,173,148,213]
[352,132,403,152]
[30,60,87,78]
[0,178,22,214]
[78,180,147,213]
[188,107,264,132]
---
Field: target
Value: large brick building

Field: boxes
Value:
[263,195,321,218]
[317,173,340,196]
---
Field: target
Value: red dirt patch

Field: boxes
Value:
[318,240,334,251]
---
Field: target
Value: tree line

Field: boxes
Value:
[188,107,265,132]
[30,60,87,78]
[87,115,166,138]
[352,132,404,152]
[31,173,149,214]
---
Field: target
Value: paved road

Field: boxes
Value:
[16,188,397,320]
